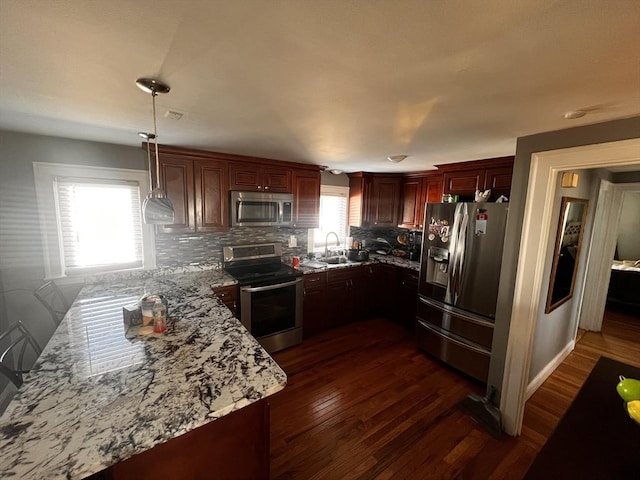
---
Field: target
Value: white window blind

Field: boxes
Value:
[55,177,144,274]
[310,186,349,252]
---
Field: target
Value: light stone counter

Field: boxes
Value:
[0,268,286,479]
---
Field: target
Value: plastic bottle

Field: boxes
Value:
[152,300,167,333]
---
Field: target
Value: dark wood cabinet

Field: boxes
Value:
[437,156,514,201]
[229,163,292,193]
[212,285,238,316]
[303,272,327,338]
[158,155,195,233]
[195,159,228,232]
[396,268,419,329]
[158,152,228,233]
[442,168,485,197]
[399,172,442,229]
[100,399,270,480]
[292,169,321,228]
[371,263,398,320]
[348,173,402,227]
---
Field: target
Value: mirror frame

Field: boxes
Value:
[545,196,589,313]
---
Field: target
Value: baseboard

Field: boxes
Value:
[525,340,575,401]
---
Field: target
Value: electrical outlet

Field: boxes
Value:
[288,235,297,248]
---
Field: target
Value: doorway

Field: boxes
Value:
[500,138,640,435]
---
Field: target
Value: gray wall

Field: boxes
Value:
[0,130,146,353]
[527,170,599,382]
[616,191,640,260]
[487,115,640,401]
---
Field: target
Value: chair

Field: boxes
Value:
[34,280,70,326]
[0,321,42,388]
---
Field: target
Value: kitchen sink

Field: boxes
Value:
[322,256,349,264]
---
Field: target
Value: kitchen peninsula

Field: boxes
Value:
[0,268,287,479]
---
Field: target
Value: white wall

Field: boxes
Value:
[527,169,599,382]
[616,191,640,260]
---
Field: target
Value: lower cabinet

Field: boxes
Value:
[212,285,238,316]
[301,263,419,338]
[92,400,270,480]
[303,272,328,338]
[396,268,419,329]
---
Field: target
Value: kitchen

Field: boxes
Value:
[2,1,640,478]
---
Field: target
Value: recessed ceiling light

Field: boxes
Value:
[387,155,407,163]
[563,110,586,119]
[329,169,343,175]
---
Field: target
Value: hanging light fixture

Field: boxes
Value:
[136,77,175,224]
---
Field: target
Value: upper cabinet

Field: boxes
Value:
[292,169,321,228]
[229,163,292,193]
[157,149,228,234]
[153,144,319,233]
[399,172,442,229]
[348,173,402,227]
[437,156,514,201]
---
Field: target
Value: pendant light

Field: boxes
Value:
[136,77,175,225]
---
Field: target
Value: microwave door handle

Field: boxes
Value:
[240,278,302,293]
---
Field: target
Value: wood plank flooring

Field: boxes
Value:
[269,310,640,479]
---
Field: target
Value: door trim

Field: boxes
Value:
[500,138,640,436]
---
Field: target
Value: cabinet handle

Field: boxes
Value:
[258,185,263,189]
[264,186,269,190]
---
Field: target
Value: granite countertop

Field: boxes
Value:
[297,253,420,274]
[0,269,286,480]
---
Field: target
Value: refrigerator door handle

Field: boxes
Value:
[417,319,491,356]
[418,296,495,328]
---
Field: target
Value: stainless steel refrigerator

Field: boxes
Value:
[416,202,509,382]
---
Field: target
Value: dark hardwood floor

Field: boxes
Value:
[269,310,640,479]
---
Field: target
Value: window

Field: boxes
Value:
[34,163,155,278]
[308,185,349,253]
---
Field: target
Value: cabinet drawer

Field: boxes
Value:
[416,296,494,349]
[328,266,364,284]
[212,285,238,315]
[415,319,490,383]
[304,272,327,287]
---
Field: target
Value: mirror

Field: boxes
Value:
[545,196,588,313]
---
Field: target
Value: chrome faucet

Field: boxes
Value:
[325,231,340,258]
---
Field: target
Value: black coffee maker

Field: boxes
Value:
[408,231,422,261]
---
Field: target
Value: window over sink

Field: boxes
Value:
[308,185,349,253]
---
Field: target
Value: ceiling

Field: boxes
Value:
[1,0,639,173]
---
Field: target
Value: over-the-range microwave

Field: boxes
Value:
[230,191,294,227]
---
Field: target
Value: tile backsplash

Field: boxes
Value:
[154,227,308,267]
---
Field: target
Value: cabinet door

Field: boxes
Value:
[303,272,327,338]
[369,176,401,227]
[442,169,485,197]
[263,167,292,193]
[292,170,320,228]
[158,155,195,233]
[195,159,229,232]
[484,166,513,199]
[229,163,261,191]
[397,269,419,329]
[212,285,238,315]
[399,177,423,229]
[424,175,443,204]
[371,263,398,319]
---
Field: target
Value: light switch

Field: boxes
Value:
[289,235,297,248]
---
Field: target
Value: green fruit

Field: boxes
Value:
[616,376,640,402]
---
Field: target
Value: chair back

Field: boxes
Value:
[0,321,42,388]
[34,280,70,325]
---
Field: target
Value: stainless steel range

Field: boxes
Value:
[223,243,303,353]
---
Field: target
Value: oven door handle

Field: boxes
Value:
[240,277,303,293]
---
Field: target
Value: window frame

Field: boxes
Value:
[33,162,155,279]
[308,185,350,253]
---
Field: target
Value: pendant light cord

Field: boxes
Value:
[152,90,160,190]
